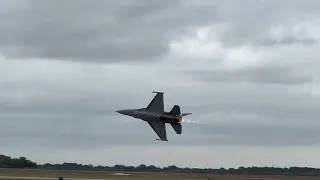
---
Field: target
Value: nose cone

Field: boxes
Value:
[116,109,132,116]
[116,110,125,115]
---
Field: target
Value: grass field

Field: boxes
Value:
[0,168,320,180]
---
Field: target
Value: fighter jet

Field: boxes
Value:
[116,91,192,141]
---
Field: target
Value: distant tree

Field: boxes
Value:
[0,155,37,168]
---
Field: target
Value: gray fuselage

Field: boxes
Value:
[116,108,180,123]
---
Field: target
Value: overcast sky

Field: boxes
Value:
[1,0,320,169]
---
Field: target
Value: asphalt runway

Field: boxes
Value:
[0,176,110,180]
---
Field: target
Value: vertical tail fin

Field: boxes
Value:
[170,105,181,116]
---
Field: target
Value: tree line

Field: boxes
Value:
[1,154,320,176]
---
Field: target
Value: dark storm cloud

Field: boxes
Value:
[189,65,313,85]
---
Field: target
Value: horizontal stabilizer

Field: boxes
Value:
[170,123,182,134]
[181,113,192,117]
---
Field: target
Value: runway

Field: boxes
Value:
[0,176,111,180]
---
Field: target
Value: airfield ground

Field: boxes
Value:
[0,168,319,180]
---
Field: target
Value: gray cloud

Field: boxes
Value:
[189,65,313,85]
[1,72,320,148]
[183,123,320,147]
[212,0,320,47]
[0,0,170,61]
[259,35,318,47]
[0,0,218,62]
[3,0,319,62]
[1,113,320,148]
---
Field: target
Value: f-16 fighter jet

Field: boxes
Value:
[116,91,192,141]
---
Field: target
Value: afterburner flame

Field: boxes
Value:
[181,118,198,124]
